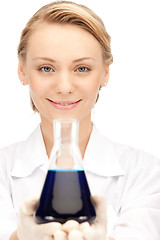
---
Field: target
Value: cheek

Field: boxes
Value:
[83,76,101,99]
[27,72,49,97]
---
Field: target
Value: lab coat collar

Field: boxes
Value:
[11,124,124,178]
[11,125,49,178]
[83,125,125,177]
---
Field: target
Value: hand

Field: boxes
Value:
[17,196,62,240]
[61,195,108,240]
[17,195,107,240]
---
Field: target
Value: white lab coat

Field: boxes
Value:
[0,124,160,240]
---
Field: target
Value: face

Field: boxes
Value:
[19,23,109,127]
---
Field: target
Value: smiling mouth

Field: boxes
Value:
[47,99,82,110]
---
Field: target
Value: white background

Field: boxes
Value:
[0,0,160,158]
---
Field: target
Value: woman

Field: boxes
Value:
[0,1,160,240]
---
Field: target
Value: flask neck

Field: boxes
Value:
[50,119,83,170]
[53,119,79,146]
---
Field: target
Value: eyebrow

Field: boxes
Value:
[32,57,96,63]
[33,57,56,62]
[72,57,96,63]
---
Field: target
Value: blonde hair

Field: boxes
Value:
[18,0,113,111]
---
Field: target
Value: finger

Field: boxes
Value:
[54,229,68,240]
[91,195,107,224]
[37,222,62,236]
[83,227,95,240]
[68,230,83,240]
[83,227,104,240]
[62,220,79,233]
[79,222,90,231]
[21,216,61,237]
[43,236,53,240]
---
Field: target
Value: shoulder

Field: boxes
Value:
[0,141,23,182]
[94,126,160,205]
[93,125,160,175]
[119,145,160,172]
[0,125,41,172]
[0,142,21,169]
[0,139,36,179]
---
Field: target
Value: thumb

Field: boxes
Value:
[21,196,39,216]
[91,195,107,224]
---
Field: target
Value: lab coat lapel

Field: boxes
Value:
[83,125,125,177]
[11,125,49,178]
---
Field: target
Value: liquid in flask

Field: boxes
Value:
[35,119,96,224]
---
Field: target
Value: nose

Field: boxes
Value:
[56,72,73,95]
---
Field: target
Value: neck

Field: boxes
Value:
[78,118,93,158]
[40,115,93,159]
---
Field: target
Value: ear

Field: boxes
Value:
[18,62,28,85]
[100,66,109,88]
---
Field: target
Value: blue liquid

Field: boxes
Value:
[35,170,96,224]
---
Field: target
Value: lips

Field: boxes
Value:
[47,99,82,110]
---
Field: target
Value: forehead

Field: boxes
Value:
[27,23,103,60]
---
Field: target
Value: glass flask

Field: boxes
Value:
[35,119,96,224]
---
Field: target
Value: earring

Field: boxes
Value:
[104,82,107,86]
[21,81,24,85]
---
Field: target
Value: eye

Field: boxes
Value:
[77,66,90,72]
[40,66,53,72]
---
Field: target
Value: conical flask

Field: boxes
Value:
[35,119,96,224]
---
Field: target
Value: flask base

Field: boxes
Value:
[35,170,96,224]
